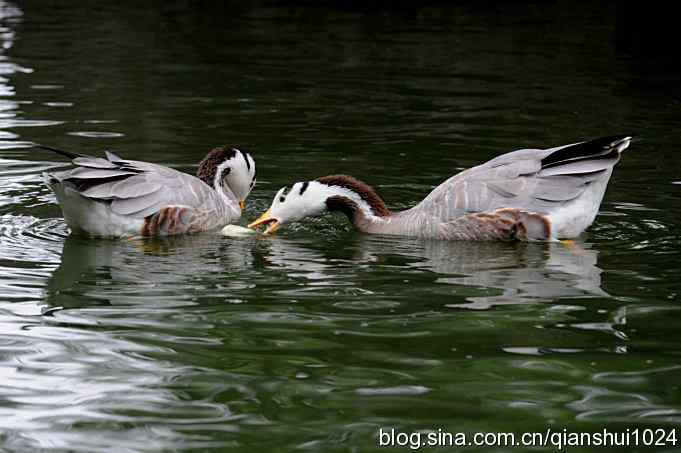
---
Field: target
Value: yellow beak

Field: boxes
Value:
[247,209,280,234]
[239,200,246,210]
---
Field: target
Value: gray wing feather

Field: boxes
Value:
[110,177,162,199]
[72,157,119,169]
[537,157,619,177]
[81,177,161,199]
[67,167,137,179]
[532,177,587,202]
[122,160,178,176]
[50,151,230,219]
[80,181,120,198]
[111,191,168,216]
[105,150,124,162]
[414,153,548,219]
[108,173,220,218]
[487,175,590,202]
[484,148,553,167]
[413,137,627,221]
[487,179,529,198]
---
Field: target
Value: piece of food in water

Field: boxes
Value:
[220,224,257,237]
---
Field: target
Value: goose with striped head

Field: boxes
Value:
[249,136,631,241]
[40,144,256,237]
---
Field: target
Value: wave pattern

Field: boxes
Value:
[0,1,679,451]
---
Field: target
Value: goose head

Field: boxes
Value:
[197,146,256,209]
[249,175,390,234]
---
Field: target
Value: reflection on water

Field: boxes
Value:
[24,228,678,450]
[46,234,255,309]
[260,235,609,308]
[0,1,35,150]
[49,233,609,311]
[1,0,680,451]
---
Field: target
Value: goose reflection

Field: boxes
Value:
[255,233,609,309]
[50,228,610,311]
[46,233,258,308]
[418,239,608,309]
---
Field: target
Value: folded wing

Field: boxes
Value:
[49,153,221,218]
[414,136,631,221]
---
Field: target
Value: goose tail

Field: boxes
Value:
[538,135,632,177]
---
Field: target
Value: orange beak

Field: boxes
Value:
[248,209,280,234]
[239,200,246,210]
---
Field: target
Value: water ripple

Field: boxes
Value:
[67,131,125,138]
[0,1,679,450]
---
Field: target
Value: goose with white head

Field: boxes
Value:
[40,144,256,237]
[250,136,631,241]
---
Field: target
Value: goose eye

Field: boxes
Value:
[279,186,289,203]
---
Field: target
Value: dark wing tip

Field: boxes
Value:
[32,144,87,160]
[541,135,633,169]
[591,135,634,147]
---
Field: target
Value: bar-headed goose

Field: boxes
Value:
[249,136,631,241]
[40,144,256,238]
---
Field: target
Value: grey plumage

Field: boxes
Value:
[65,167,138,179]
[251,136,630,241]
[105,150,124,162]
[411,136,628,217]
[41,145,244,237]
[72,157,120,169]
[358,136,632,240]
[50,156,224,219]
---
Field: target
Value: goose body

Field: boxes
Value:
[41,145,256,238]
[250,136,631,241]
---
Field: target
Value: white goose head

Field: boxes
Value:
[249,175,390,234]
[197,146,256,209]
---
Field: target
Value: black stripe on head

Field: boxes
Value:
[299,181,309,195]
[279,186,289,203]
[220,167,232,187]
[236,148,251,171]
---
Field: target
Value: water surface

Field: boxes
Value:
[1,1,680,451]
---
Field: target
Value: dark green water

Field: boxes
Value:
[1,1,680,451]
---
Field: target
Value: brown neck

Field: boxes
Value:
[317,175,390,217]
[325,196,364,225]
